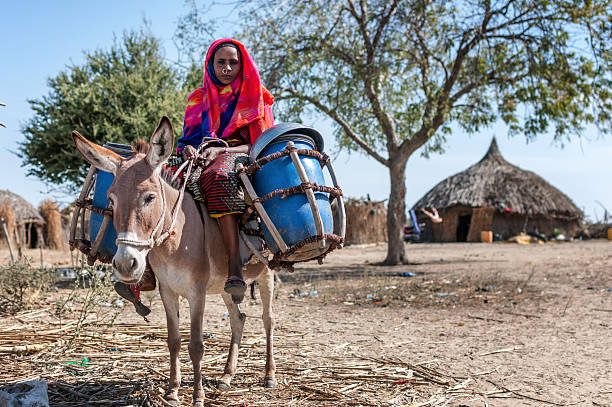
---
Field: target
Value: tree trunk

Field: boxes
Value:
[383,159,407,265]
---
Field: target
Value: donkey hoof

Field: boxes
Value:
[264,378,277,388]
[164,391,179,406]
[164,398,179,407]
[193,401,204,407]
[217,381,231,391]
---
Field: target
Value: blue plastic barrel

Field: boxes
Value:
[89,170,117,259]
[252,134,333,255]
[89,143,132,260]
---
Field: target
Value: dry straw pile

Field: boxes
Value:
[345,198,387,245]
[0,308,484,406]
[39,200,65,250]
[0,203,17,249]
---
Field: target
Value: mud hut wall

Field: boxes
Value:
[438,205,473,242]
[439,208,456,242]
[344,199,387,245]
[492,213,581,239]
[415,217,435,242]
[467,208,495,242]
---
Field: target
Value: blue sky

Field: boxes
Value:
[1,1,610,221]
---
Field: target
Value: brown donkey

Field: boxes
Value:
[72,117,276,406]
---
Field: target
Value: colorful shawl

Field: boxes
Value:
[178,38,274,151]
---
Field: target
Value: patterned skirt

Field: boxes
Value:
[166,152,250,218]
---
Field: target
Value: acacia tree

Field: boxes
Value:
[179,0,611,264]
[20,30,196,194]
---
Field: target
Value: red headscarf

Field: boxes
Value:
[179,38,274,150]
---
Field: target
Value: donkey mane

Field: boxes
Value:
[131,139,151,154]
[160,166,183,190]
[130,139,183,190]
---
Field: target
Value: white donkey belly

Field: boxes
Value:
[155,266,204,299]
[154,263,262,298]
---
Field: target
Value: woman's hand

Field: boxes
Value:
[182,145,198,161]
[199,146,227,167]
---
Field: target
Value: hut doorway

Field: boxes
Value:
[456,214,471,242]
[25,223,43,248]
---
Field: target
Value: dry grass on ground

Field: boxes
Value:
[0,240,611,406]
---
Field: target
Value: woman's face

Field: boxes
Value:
[213,46,242,85]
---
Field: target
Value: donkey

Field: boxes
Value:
[72,116,276,406]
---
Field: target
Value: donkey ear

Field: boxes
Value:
[147,116,174,169]
[72,131,122,174]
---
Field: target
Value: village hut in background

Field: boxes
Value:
[0,190,46,248]
[412,138,583,242]
[344,198,387,245]
[39,200,67,250]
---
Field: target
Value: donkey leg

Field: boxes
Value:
[188,294,206,406]
[259,268,277,388]
[218,292,246,390]
[159,285,181,406]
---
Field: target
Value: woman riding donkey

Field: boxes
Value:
[115,38,275,314]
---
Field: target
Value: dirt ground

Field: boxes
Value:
[1,240,611,406]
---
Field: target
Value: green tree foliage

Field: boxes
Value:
[179,0,611,264]
[20,30,194,193]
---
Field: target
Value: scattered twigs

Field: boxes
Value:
[562,296,573,317]
[467,314,505,323]
[498,310,541,319]
[485,379,567,406]
[478,346,521,357]
[472,365,502,376]
[1,315,488,406]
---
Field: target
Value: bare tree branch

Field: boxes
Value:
[281,87,390,166]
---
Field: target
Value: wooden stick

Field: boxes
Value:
[287,141,325,249]
[467,314,505,323]
[70,166,96,246]
[89,214,111,259]
[325,160,346,243]
[479,346,521,356]
[236,163,288,253]
[1,218,14,263]
[499,311,540,319]
[239,230,269,266]
[485,379,566,406]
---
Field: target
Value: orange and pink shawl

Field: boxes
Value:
[179,38,274,151]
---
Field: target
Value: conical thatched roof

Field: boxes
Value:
[0,190,45,225]
[413,138,583,219]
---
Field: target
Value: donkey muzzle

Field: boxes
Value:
[113,237,148,283]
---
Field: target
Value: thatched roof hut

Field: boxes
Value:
[412,138,583,242]
[0,190,46,248]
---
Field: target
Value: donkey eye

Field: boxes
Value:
[144,194,156,204]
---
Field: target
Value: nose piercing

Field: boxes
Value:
[222,67,231,75]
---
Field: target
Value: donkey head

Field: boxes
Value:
[72,117,174,283]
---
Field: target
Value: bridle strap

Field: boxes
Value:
[115,160,195,249]
[114,138,224,249]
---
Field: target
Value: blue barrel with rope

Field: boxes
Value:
[87,143,133,263]
[244,123,345,264]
